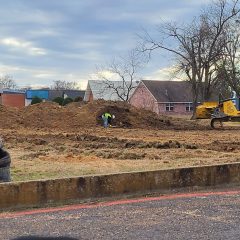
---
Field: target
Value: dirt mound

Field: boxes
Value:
[0,105,22,129]
[81,100,206,130]
[86,100,171,128]
[0,101,206,131]
[65,101,86,108]
[19,102,91,130]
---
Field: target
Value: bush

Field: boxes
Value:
[31,96,43,105]
[62,97,73,106]
[74,96,83,102]
[53,97,64,105]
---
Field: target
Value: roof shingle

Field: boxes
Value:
[142,80,192,102]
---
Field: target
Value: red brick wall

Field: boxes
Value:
[2,93,25,108]
[158,103,192,115]
[130,82,159,114]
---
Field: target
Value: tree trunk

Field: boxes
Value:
[191,93,199,120]
[190,75,199,120]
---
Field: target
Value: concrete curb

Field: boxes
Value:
[0,162,240,210]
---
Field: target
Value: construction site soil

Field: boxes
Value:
[0,101,239,182]
[0,100,205,131]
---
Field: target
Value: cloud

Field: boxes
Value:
[90,70,119,81]
[0,2,67,26]
[0,63,29,73]
[93,0,211,25]
[0,62,89,89]
[25,83,49,89]
[0,0,214,89]
[27,28,61,38]
[0,38,47,56]
[187,0,213,6]
[144,66,181,81]
[57,51,102,61]
[97,9,187,25]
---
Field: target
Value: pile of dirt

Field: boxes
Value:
[65,101,86,108]
[0,101,96,131]
[0,105,22,129]
[83,100,206,130]
[0,100,206,131]
[19,102,91,130]
[88,100,171,128]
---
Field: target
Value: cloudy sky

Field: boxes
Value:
[0,0,211,89]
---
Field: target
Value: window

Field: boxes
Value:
[166,103,174,111]
[186,103,193,112]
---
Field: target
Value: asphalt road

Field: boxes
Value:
[1,190,240,240]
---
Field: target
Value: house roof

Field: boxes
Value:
[84,80,138,101]
[142,80,193,102]
[48,90,85,100]
[2,89,25,95]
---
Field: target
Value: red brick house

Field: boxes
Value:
[0,90,25,108]
[129,80,193,115]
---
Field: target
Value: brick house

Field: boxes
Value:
[129,80,193,115]
[0,90,25,108]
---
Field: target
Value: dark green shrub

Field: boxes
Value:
[62,97,73,106]
[53,97,64,105]
[74,96,83,102]
[31,96,43,105]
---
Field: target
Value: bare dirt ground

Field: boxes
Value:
[1,101,240,182]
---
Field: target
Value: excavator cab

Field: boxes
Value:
[233,97,240,111]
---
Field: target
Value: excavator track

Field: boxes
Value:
[210,118,224,129]
[210,116,240,129]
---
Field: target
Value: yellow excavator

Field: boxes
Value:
[196,92,240,129]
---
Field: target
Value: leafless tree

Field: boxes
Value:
[96,50,146,101]
[0,75,17,89]
[215,17,240,95]
[139,0,240,117]
[51,80,78,90]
